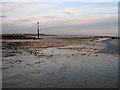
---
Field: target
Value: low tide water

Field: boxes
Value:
[2,39,119,88]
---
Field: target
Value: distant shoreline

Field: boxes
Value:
[1,34,55,39]
[1,34,120,39]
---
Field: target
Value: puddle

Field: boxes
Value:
[63,43,105,49]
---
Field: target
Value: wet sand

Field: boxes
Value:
[2,37,118,88]
[101,39,119,55]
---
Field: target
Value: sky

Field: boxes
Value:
[0,2,118,35]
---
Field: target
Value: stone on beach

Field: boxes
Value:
[2,37,105,59]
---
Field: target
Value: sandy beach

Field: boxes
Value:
[2,36,119,88]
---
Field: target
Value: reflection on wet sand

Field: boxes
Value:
[2,37,118,88]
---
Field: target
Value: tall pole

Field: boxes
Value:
[37,22,39,39]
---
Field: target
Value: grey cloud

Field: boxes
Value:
[2,23,37,34]
[2,2,28,13]
[0,15,7,18]
[14,19,31,23]
[6,17,36,24]
[43,15,59,19]
[63,11,77,15]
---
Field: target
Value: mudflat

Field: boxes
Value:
[2,37,119,88]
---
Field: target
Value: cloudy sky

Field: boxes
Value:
[1,2,118,35]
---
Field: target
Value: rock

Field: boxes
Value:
[16,61,21,64]
[81,53,86,56]
[94,51,98,53]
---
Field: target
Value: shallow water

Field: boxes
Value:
[27,35,96,39]
[2,45,118,88]
[63,43,106,49]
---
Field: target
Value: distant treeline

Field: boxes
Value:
[2,34,36,39]
[1,33,56,36]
